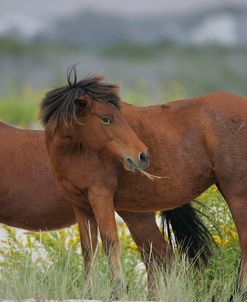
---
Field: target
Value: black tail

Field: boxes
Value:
[161,203,214,266]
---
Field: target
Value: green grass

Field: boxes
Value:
[0,228,242,301]
[0,226,146,300]
[0,185,243,301]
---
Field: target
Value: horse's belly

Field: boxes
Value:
[0,198,75,231]
[115,170,213,212]
[0,184,75,231]
[114,187,187,212]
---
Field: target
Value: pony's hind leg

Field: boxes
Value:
[225,196,247,292]
[216,186,247,294]
[117,211,170,299]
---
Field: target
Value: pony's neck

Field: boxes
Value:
[45,125,83,153]
[45,127,117,189]
[45,125,116,172]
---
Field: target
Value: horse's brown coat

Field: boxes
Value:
[0,122,74,230]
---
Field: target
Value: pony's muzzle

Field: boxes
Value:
[126,151,149,172]
[138,151,149,169]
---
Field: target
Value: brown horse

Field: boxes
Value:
[119,91,247,295]
[39,73,154,294]
[41,70,247,295]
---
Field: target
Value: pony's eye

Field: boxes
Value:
[101,117,112,124]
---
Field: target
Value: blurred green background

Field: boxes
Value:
[0,1,247,127]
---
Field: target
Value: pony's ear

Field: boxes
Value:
[74,96,92,117]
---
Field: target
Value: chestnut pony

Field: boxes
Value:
[39,73,151,294]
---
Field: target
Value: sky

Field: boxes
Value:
[1,0,247,20]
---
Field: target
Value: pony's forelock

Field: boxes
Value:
[39,65,120,130]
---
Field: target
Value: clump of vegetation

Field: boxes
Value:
[0,186,242,301]
[0,84,43,127]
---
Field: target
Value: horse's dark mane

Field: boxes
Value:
[40,66,120,129]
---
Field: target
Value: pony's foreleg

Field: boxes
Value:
[73,206,98,276]
[88,186,124,297]
[118,211,171,299]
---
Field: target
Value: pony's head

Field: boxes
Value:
[40,66,149,172]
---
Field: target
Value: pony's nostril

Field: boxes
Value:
[139,152,149,164]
